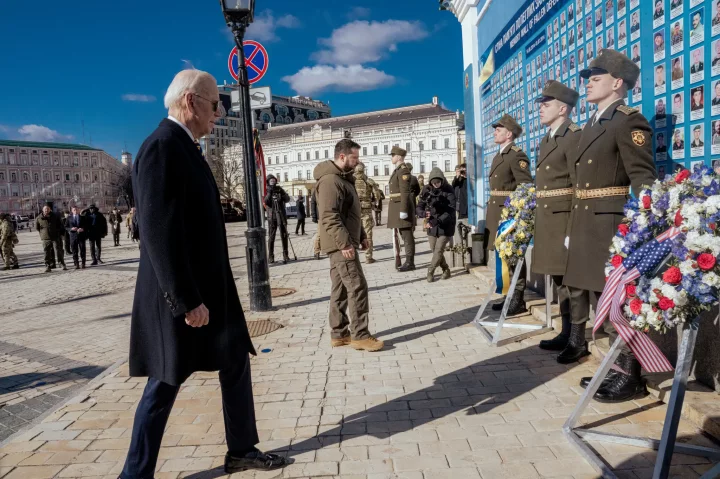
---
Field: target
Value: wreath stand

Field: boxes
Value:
[472,254,554,347]
[563,317,720,478]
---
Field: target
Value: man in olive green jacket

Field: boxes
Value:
[36,205,67,272]
[314,139,384,352]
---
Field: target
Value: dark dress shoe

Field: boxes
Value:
[224,450,288,473]
[269,256,275,264]
[441,268,451,280]
[366,258,376,264]
[91,261,98,266]
[315,253,320,260]
[398,261,415,272]
[557,323,590,364]
[580,370,618,389]
[12,264,19,269]
[593,354,648,403]
[44,266,52,273]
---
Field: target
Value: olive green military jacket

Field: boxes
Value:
[532,120,581,276]
[387,163,415,229]
[564,101,657,292]
[354,173,374,211]
[486,142,533,250]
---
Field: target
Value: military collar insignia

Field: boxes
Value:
[617,105,638,116]
[568,123,581,132]
[510,145,521,152]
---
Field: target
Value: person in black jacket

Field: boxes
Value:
[295,194,306,235]
[61,211,72,255]
[416,167,456,283]
[263,174,291,263]
[311,189,321,259]
[452,163,469,246]
[122,70,285,478]
[87,204,107,265]
[66,206,89,269]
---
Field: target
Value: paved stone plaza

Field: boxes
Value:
[0,220,717,478]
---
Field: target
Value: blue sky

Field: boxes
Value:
[0,1,463,159]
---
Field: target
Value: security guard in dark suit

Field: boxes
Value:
[387,146,416,271]
[562,49,657,403]
[487,114,533,315]
[532,81,582,352]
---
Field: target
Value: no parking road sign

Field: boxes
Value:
[228,40,269,84]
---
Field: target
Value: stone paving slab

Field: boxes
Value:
[1,221,718,478]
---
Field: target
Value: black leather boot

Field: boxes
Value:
[398,259,415,272]
[283,253,290,264]
[506,290,527,316]
[427,268,435,283]
[580,370,618,389]
[557,323,590,364]
[593,353,648,403]
[491,297,507,311]
[539,314,571,351]
[441,267,451,280]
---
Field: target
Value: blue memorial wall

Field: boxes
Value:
[477,0,720,204]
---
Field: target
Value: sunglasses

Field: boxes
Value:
[194,93,220,112]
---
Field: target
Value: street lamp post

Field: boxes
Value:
[219,0,272,312]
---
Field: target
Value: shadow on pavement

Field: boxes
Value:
[0,365,106,394]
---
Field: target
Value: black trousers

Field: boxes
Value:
[89,237,102,262]
[295,218,305,235]
[120,354,259,479]
[511,261,527,293]
[63,233,72,255]
[268,219,288,257]
[374,208,382,225]
[70,236,87,265]
[567,286,629,354]
[399,227,415,259]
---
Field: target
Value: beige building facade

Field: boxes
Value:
[0,140,126,214]
[260,98,465,197]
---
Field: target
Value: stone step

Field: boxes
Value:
[470,264,720,442]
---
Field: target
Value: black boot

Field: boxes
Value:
[283,253,290,264]
[580,370,618,389]
[539,314,571,351]
[269,255,275,264]
[491,297,507,311]
[441,267,451,280]
[427,268,435,283]
[557,323,590,364]
[593,353,648,403]
[398,259,415,272]
[506,290,527,316]
[315,253,320,260]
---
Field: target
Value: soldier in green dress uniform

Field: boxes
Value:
[387,146,416,271]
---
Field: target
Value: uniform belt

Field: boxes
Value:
[389,193,401,199]
[575,186,630,200]
[489,190,513,197]
[536,187,574,198]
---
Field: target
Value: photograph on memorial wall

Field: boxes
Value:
[478,0,720,201]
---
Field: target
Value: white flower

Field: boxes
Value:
[635,214,648,228]
[703,272,720,288]
[680,259,696,276]
[706,196,720,214]
[674,290,689,307]
[669,188,681,210]
[612,236,626,252]
[605,266,613,277]
[702,176,713,187]
[650,277,664,291]
[641,303,654,314]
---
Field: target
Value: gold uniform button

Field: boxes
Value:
[585,183,590,187]
[588,159,593,164]
[544,204,548,208]
[544,185,547,189]
[574,204,578,209]
[575,161,580,165]
[585,205,589,210]
[545,165,550,170]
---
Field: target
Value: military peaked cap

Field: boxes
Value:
[390,146,407,157]
[580,48,640,89]
[535,80,579,107]
[492,114,523,138]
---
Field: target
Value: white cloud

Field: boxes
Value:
[0,125,10,133]
[246,10,301,42]
[122,94,156,102]
[348,7,371,19]
[283,65,395,96]
[312,20,428,65]
[17,125,74,142]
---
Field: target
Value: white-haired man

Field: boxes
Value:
[120,70,287,478]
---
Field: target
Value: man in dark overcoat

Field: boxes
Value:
[386,146,416,271]
[532,81,582,352]
[562,50,657,403]
[487,114,533,315]
[121,69,286,478]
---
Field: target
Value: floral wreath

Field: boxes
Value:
[605,165,720,334]
[495,183,536,267]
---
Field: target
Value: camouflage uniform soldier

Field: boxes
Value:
[354,163,376,264]
[0,214,19,270]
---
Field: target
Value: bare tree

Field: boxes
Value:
[118,165,134,209]
[207,144,246,203]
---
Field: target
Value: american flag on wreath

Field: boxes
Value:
[594,227,681,373]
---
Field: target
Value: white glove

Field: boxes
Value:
[564,236,570,249]
[400,212,408,220]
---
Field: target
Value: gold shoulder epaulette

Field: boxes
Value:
[399,163,409,170]
[510,145,521,152]
[568,123,581,132]
[617,105,638,115]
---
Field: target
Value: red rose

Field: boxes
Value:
[697,253,717,271]
[626,284,637,296]
[711,223,717,231]
[618,224,629,236]
[642,196,651,209]
[662,266,682,285]
[658,297,675,311]
[629,299,643,315]
[611,255,624,268]
[675,169,690,183]
[675,210,683,227]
